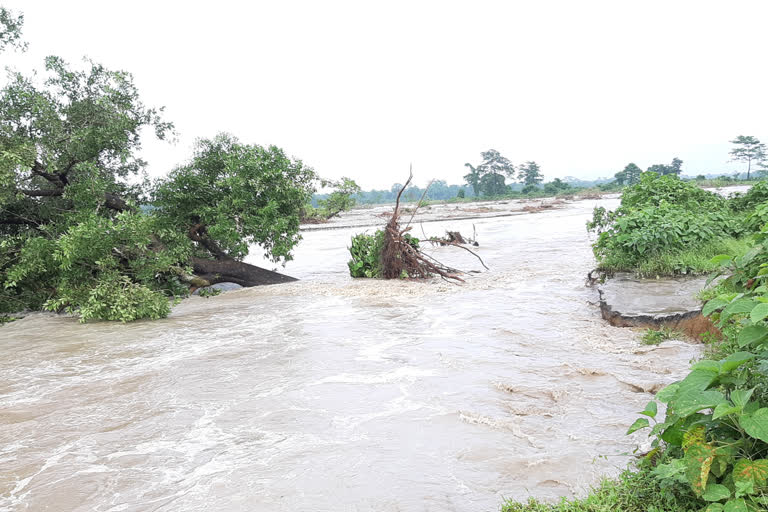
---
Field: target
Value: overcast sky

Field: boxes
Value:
[2,0,767,189]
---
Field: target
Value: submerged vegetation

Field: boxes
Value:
[347,176,466,281]
[641,327,685,345]
[502,464,700,511]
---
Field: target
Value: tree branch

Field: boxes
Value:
[187,223,232,260]
[19,188,63,197]
[31,161,66,187]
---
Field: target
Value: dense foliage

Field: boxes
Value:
[588,173,749,275]
[623,229,768,511]
[153,134,316,264]
[464,149,516,197]
[0,53,317,322]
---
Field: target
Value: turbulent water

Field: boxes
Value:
[0,198,700,512]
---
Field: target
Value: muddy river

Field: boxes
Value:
[0,197,700,511]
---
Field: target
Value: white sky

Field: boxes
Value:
[2,0,768,189]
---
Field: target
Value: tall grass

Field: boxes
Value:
[596,236,751,276]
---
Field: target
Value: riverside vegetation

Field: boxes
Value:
[504,174,768,511]
[0,9,367,323]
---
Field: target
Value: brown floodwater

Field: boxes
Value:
[0,198,699,511]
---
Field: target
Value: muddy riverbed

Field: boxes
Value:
[0,197,700,512]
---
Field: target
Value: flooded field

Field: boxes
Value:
[0,197,700,511]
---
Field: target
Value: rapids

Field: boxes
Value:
[0,197,699,511]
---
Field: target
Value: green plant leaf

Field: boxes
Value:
[710,254,733,266]
[730,388,755,409]
[626,417,650,435]
[679,368,720,391]
[740,409,768,443]
[672,389,726,417]
[702,482,731,502]
[639,400,658,419]
[713,402,740,420]
[737,326,768,348]
[704,504,724,512]
[723,498,748,512]
[693,360,722,373]
[720,352,756,373]
[656,383,680,403]
[703,298,729,317]
[750,302,768,323]
[721,299,757,322]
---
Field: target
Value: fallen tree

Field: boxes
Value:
[348,173,486,281]
[0,53,312,321]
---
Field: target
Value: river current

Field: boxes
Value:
[0,198,699,511]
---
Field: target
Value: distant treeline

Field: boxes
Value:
[311,173,752,206]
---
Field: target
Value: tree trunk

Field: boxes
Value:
[190,257,297,287]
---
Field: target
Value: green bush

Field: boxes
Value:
[347,230,420,278]
[619,173,726,211]
[347,231,385,278]
[588,173,749,275]
[731,180,768,212]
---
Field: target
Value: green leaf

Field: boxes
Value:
[639,400,658,419]
[721,299,757,322]
[730,388,755,409]
[704,504,724,512]
[679,368,720,392]
[720,352,756,373]
[710,254,733,266]
[703,298,729,317]
[702,482,731,502]
[750,302,768,323]
[713,402,741,420]
[656,383,680,403]
[737,326,768,348]
[740,409,768,443]
[626,417,650,435]
[723,498,748,512]
[693,360,722,373]
[672,389,726,417]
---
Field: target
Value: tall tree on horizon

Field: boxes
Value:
[647,157,683,176]
[730,135,766,180]
[518,161,543,186]
[463,163,481,197]
[464,149,515,196]
[623,163,643,185]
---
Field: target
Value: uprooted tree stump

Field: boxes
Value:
[378,171,489,281]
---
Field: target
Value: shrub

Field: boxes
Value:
[625,230,768,511]
[587,173,748,274]
[348,231,385,278]
[347,230,420,278]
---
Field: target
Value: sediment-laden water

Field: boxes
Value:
[0,198,699,512]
